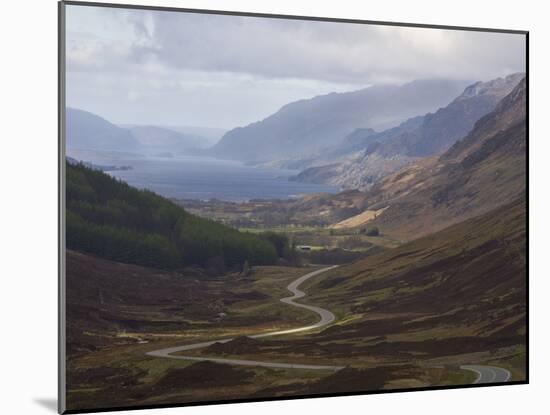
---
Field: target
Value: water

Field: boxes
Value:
[67,149,339,202]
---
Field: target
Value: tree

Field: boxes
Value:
[262,232,290,258]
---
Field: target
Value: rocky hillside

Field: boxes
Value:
[292,73,524,189]
[337,76,526,240]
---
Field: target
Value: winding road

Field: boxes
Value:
[147,265,512,382]
[460,365,512,383]
[147,265,345,371]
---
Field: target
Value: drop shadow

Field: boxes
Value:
[34,398,57,413]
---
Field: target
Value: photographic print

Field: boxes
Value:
[59,1,528,413]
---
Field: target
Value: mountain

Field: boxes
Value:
[128,125,208,154]
[292,73,524,189]
[441,76,527,162]
[210,79,471,163]
[66,107,139,152]
[324,76,526,240]
[377,73,525,158]
[67,108,221,156]
[165,125,227,145]
[333,119,423,160]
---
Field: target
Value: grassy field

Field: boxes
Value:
[239,225,323,234]
[241,225,402,251]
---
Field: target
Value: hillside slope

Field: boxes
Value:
[175,199,527,384]
[66,162,283,270]
[298,197,526,376]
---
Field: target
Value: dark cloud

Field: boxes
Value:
[65,5,526,128]
[132,10,525,84]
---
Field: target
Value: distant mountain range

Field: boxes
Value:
[296,76,526,240]
[66,108,139,152]
[209,79,472,163]
[66,73,524,210]
[66,107,217,156]
[291,73,524,189]
[161,125,226,143]
[127,125,209,154]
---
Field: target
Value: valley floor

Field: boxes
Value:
[66,198,526,411]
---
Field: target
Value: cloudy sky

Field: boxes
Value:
[65,4,526,130]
